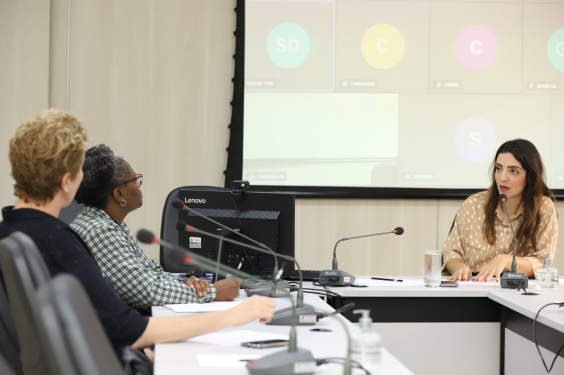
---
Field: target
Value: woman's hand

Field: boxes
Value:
[183,277,211,297]
[213,278,242,301]
[446,259,472,281]
[226,295,276,325]
[473,254,512,283]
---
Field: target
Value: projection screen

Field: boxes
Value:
[242,0,564,191]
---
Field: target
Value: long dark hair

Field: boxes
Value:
[483,139,554,253]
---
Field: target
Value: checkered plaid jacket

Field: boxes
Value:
[71,205,216,309]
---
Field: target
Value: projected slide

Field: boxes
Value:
[244,0,564,189]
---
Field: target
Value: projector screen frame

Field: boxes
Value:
[224,0,564,200]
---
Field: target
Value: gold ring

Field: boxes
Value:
[190,276,198,281]
[236,293,240,298]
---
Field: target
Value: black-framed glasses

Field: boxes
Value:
[118,174,143,188]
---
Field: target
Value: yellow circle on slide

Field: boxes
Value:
[361,24,405,69]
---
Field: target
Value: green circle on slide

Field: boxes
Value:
[266,23,310,69]
[547,28,564,72]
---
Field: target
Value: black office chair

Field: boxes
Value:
[36,274,125,375]
[448,210,459,235]
[58,200,84,225]
[0,277,22,375]
[0,352,17,375]
[160,185,229,272]
[0,232,51,375]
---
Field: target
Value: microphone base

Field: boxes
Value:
[318,270,356,286]
[245,280,291,298]
[246,348,316,375]
[500,273,528,289]
[268,304,318,326]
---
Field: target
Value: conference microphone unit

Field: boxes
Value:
[498,194,529,290]
[319,227,404,286]
[137,228,317,375]
[137,229,317,375]
[176,221,319,326]
[171,198,282,284]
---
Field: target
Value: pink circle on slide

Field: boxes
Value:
[455,25,497,70]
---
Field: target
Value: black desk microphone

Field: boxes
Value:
[137,229,317,375]
[499,194,529,290]
[319,227,404,286]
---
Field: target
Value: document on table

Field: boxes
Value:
[455,279,499,285]
[187,329,288,346]
[455,278,536,286]
[198,353,262,368]
[357,278,426,287]
[164,300,243,313]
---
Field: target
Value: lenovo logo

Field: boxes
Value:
[184,198,206,204]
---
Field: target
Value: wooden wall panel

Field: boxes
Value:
[0,0,50,206]
[66,0,235,259]
[295,198,439,276]
[437,199,463,250]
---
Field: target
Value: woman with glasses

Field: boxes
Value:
[71,144,241,311]
[0,110,275,360]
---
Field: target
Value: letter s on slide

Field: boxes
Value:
[470,132,481,147]
[276,38,287,53]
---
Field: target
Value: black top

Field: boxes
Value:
[0,206,148,352]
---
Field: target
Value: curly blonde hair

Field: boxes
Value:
[9,109,88,203]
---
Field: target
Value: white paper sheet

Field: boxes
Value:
[455,279,499,285]
[355,278,426,287]
[187,330,288,346]
[455,278,536,286]
[164,300,244,313]
[197,353,262,368]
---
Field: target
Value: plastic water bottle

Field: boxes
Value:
[351,309,381,369]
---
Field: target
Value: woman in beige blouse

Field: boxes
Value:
[443,139,558,283]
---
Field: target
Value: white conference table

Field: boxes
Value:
[315,276,564,375]
[152,291,415,375]
[490,289,564,374]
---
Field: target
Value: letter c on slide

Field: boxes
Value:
[377,39,388,53]
[470,40,482,54]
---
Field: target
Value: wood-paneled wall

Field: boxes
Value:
[1,0,562,276]
[0,0,50,206]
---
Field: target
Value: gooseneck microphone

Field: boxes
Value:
[136,229,317,375]
[171,198,281,282]
[500,195,518,273]
[499,194,529,290]
[320,227,404,286]
[332,227,404,271]
[177,221,318,325]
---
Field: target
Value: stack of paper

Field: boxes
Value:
[165,300,243,313]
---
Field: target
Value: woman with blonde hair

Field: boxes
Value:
[0,109,275,356]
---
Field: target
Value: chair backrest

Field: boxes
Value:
[0,351,17,375]
[448,210,459,235]
[0,232,50,375]
[160,185,229,272]
[36,274,125,375]
[58,200,84,225]
[0,276,22,375]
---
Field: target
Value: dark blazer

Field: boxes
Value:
[0,206,148,352]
